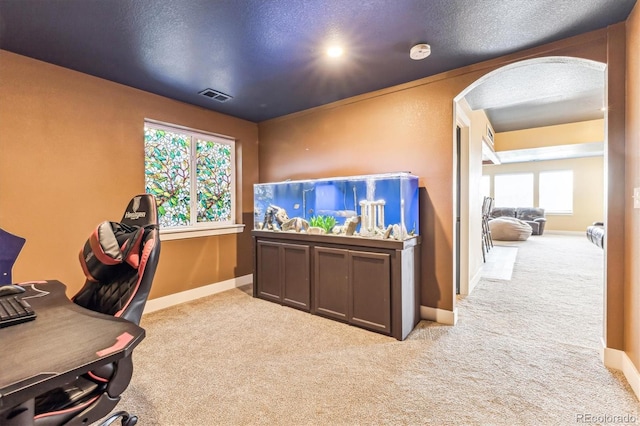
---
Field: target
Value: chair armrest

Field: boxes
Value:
[106,356,134,397]
[533,218,546,223]
[592,221,604,226]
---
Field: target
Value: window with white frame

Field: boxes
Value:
[539,170,573,213]
[494,173,533,207]
[144,121,236,230]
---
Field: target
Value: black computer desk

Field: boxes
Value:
[0,280,145,426]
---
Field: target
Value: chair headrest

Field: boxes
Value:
[120,194,158,227]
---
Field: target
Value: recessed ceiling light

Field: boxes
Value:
[327,46,344,58]
[410,43,431,60]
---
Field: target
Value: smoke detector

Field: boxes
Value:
[410,43,431,60]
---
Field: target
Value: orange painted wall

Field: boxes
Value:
[258,30,613,315]
[605,24,627,351]
[0,50,259,299]
[625,2,640,370]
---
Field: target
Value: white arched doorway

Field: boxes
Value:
[451,56,606,301]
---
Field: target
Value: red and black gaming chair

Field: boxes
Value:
[33,194,161,426]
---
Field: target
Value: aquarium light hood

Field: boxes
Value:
[274,172,415,185]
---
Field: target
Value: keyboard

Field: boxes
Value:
[0,295,36,328]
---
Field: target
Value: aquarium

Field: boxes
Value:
[253,172,419,240]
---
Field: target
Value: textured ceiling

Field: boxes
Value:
[465,58,606,132]
[0,0,636,125]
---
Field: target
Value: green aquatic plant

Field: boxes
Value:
[309,215,337,234]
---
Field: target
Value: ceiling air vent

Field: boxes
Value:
[198,88,232,102]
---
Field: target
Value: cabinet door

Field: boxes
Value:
[256,241,283,303]
[281,243,310,311]
[349,250,391,334]
[314,247,349,321]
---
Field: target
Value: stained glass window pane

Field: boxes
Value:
[144,127,191,227]
[196,138,233,223]
[144,121,236,231]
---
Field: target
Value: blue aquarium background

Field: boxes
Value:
[254,172,419,237]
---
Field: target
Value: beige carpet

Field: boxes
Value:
[113,233,639,425]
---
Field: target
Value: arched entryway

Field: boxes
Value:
[451,55,607,341]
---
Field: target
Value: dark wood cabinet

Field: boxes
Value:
[349,250,391,334]
[314,247,391,335]
[256,240,310,311]
[253,231,420,340]
[255,241,281,303]
[314,247,349,321]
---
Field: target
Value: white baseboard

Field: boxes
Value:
[420,305,457,325]
[143,274,253,314]
[603,344,640,401]
[468,269,482,294]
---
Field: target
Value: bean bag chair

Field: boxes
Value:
[489,217,532,241]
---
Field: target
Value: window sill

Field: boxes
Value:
[159,224,245,241]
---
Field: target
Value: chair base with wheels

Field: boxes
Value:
[99,411,137,426]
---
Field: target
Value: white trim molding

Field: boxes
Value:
[143,274,253,314]
[420,305,458,325]
[467,269,482,296]
[160,224,245,241]
[603,343,640,401]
